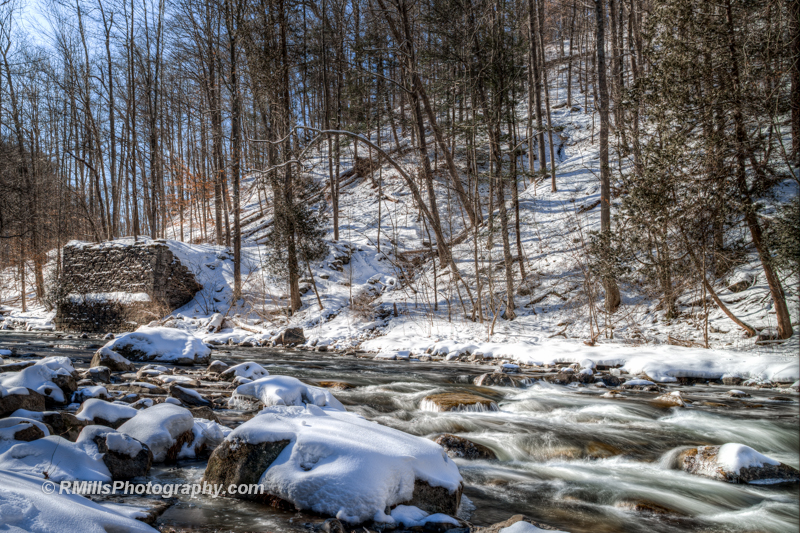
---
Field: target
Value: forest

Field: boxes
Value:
[0,0,797,342]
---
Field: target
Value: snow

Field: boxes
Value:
[77,426,144,458]
[102,326,210,364]
[500,521,570,533]
[222,361,269,380]
[228,375,345,411]
[717,443,781,474]
[0,364,69,403]
[67,292,151,304]
[116,403,195,462]
[0,418,50,440]
[33,356,75,374]
[75,399,138,423]
[0,436,110,481]
[224,405,462,524]
[385,505,459,527]
[0,471,158,533]
[72,386,109,402]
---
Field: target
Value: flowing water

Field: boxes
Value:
[2,332,798,532]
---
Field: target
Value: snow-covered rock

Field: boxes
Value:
[0,471,158,533]
[203,405,463,524]
[385,505,460,528]
[0,417,49,442]
[75,398,138,428]
[77,426,153,480]
[0,436,111,481]
[116,403,195,462]
[0,364,72,404]
[169,384,212,407]
[219,361,269,381]
[101,326,210,365]
[116,402,223,462]
[72,385,109,403]
[677,443,800,484]
[0,386,46,417]
[90,347,134,372]
[228,375,344,411]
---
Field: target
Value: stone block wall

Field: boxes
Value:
[54,240,202,333]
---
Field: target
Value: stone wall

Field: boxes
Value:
[54,240,202,333]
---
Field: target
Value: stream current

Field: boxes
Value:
[1,332,797,533]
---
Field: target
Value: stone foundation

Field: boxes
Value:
[54,240,202,333]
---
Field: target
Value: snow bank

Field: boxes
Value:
[75,399,138,424]
[717,443,780,474]
[116,403,195,462]
[0,471,157,532]
[226,405,462,523]
[228,375,344,411]
[103,326,210,364]
[364,332,800,383]
[0,436,110,481]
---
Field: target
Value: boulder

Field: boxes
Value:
[126,382,167,395]
[474,373,519,387]
[81,366,112,384]
[653,391,688,407]
[278,327,305,346]
[677,444,799,484]
[421,393,499,412]
[169,384,212,408]
[0,388,46,418]
[435,433,497,460]
[0,418,47,442]
[203,438,291,502]
[41,412,86,441]
[80,426,153,480]
[189,406,220,423]
[75,398,138,429]
[207,360,229,374]
[472,514,563,533]
[91,347,135,372]
[0,361,34,372]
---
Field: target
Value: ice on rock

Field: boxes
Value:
[220,405,462,524]
[102,326,210,364]
[116,403,195,462]
[228,375,345,411]
[0,471,158,533]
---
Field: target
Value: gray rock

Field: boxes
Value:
[169,384,212,408]
[189,406,220,423]
[82,366,111,384]
[0,361,34,372]
[91,349,135,372]
[278,327,305,346]
[435,433,497,460]
[0,389,46,418]
[207,361,229,374]
[403,479,463,517]
[474,373,519,387]
[91,430,153,480]
[203,438,291,502]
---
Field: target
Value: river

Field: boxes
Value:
[1,331,798,532]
